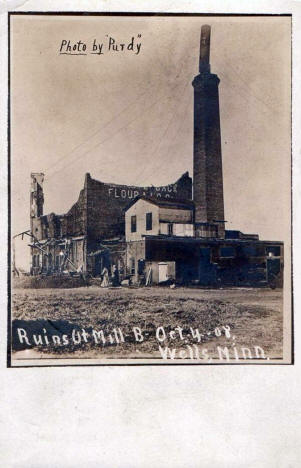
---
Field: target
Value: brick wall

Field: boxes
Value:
[33,172,192,242]
[86,172,192,240]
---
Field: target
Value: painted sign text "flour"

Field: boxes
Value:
[108,184,178,200]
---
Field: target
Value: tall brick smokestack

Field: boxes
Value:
[192,25,225,238]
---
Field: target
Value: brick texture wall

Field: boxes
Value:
[86,172,192,240]
[192,71,225,237]
[33,172,192,242]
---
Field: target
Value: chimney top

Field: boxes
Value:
[199,25,211,73]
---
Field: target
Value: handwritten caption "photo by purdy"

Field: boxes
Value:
[16,324,270,362]
[59,35,142,56]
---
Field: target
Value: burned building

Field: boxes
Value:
[29,24,283,287]
[29,170,192,276]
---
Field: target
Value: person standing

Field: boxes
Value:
[101,266,109,287]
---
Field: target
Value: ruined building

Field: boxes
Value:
[29,25,283,287]
[30,170,192,276]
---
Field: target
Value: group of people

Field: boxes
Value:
[100,264,119,288]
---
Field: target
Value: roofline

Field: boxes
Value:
[124,195,195,211]
[140,235,284,245]
[87,171,191,190]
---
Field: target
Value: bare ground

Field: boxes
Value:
[11,286,283,361]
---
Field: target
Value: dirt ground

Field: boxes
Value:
[11,285,284,362]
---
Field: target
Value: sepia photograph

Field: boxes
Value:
[8,13,292,366]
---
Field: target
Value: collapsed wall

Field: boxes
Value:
[29,171,192,275]
[31,171,192,242]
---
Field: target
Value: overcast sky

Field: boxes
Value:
[10,14,291,269]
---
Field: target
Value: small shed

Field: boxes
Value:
[145,261,176,284]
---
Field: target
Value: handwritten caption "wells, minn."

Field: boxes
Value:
[16,324,269,362]
[59,35,142,56]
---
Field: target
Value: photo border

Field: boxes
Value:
[7,11,294,368]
